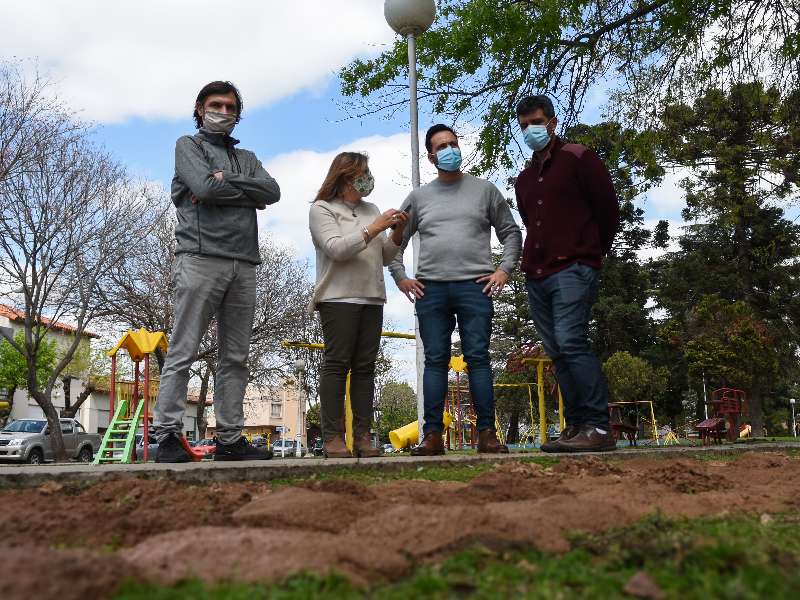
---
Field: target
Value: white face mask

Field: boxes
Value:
[203,110,237,135]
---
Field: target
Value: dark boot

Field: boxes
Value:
[477,428,509,454]
[155,433,193,463]
[323,434,352,458]
[540,424,581,453]
[353,432,380,458]
[557,425,617,453]
[411,431,445,456]
[214,436,272,461]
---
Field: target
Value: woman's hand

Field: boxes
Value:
[390,211,408,245]
[371,209,402,232]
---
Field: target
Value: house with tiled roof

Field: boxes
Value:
[0,304,99,429]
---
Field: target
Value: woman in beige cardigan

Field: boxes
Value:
[309,152,407,458]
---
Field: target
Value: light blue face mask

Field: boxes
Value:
[523,123,551,151]
[435,146,462,172]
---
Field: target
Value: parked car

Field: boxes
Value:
[311,437,324,456]
[192,438,217,458]
[134,433,160,462]
[0,418,100,464]
[272,439,306,457]
[251,436,270,448]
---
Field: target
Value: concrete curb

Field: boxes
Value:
[0,442,798,490]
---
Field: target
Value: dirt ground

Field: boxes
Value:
[2,450,799,600]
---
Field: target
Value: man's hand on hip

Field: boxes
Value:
[398,278,425,303]
[477,269,509,296]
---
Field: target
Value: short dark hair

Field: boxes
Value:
[515,95,555,119]
[193,81,244,129]
[425,124,457,153]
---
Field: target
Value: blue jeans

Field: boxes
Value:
[525,263,610,429]
[415,280,495,435]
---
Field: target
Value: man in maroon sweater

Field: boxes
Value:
[515,95,620,452]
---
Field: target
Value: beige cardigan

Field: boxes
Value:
[308,198,401,312]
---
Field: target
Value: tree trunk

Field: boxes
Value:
[31,388,68,462]
[749,379,764,437]
[196,368,211,439]
[60,383,95,419]
[505,408,520,444]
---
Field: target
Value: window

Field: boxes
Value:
[60,421,74,434]
[271,403,282,418]
[74,421,86,433]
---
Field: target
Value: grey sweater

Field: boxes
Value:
[171,129,280,264]
[389,174,522,283]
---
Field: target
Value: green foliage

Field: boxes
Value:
[603,351,668,403]
[375,381,418,443]
[340,1,797,177]
[0,330,57,391]
[306,401,320,428]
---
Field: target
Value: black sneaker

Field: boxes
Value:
[214,437,273,461]
[155,433,193,463]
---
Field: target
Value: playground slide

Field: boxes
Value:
[389,412,454,450]
[179,435,206,462]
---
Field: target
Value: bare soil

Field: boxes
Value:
[2,451,799,600]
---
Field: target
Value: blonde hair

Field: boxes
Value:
[315,152,368,201]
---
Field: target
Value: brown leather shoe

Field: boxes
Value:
[540,424,581,453]
[353,432,380,458]
[322,435,352,458]
[557,425,617,452]
[410,431,445,456]
[477,428,509,454]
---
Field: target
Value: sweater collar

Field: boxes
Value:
[197,128,240,147]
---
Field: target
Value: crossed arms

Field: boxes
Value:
[174,136,281,209]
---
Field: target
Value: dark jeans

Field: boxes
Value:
[525,263,610,429]
[415,280,495,434]
[318,302,383,439]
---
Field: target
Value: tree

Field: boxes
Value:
[0,66,157,460]
[0,330,57,426]
[340,1,798,177]
[603,351,668,404]
[653,82,800,435]
[375,381,417,443]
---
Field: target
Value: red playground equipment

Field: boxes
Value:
[695,387,747,445]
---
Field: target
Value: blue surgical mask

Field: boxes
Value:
[523,123,551,151]
[435,146,462,172]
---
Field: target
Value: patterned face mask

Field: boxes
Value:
[352,171,375,197]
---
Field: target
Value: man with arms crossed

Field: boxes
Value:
[515,95,619,452]
[391,124,522,455]
[155,81,280,462]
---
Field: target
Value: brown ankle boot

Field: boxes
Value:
[353,432,380,458]
[410,431,445,456]
[323,435,352,458]
[477,428,509,454]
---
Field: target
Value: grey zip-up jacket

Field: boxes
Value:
[171,129,280,264]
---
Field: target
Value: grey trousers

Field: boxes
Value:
[318,302,383,439]
[154,253,256,444]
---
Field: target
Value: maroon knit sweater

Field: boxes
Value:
[515,137,619,279]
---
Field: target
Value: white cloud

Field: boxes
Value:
[0,0,395,122]
[645,168,690,218]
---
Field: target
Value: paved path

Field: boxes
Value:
[0,442,798,489]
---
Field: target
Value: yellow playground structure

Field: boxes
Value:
[94,329,167,464]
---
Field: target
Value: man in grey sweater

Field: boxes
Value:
[390,124,522,455]
[154,81,280,463]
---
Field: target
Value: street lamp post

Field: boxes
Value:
[384,0,436,442]
[293,359,306,457]
[790,398,797,438]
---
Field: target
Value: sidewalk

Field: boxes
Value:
[1,442,797,489]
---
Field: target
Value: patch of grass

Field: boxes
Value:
[268,456,559,488]
[114,512,800,600]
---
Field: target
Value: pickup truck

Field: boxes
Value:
[0,418,100,464]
